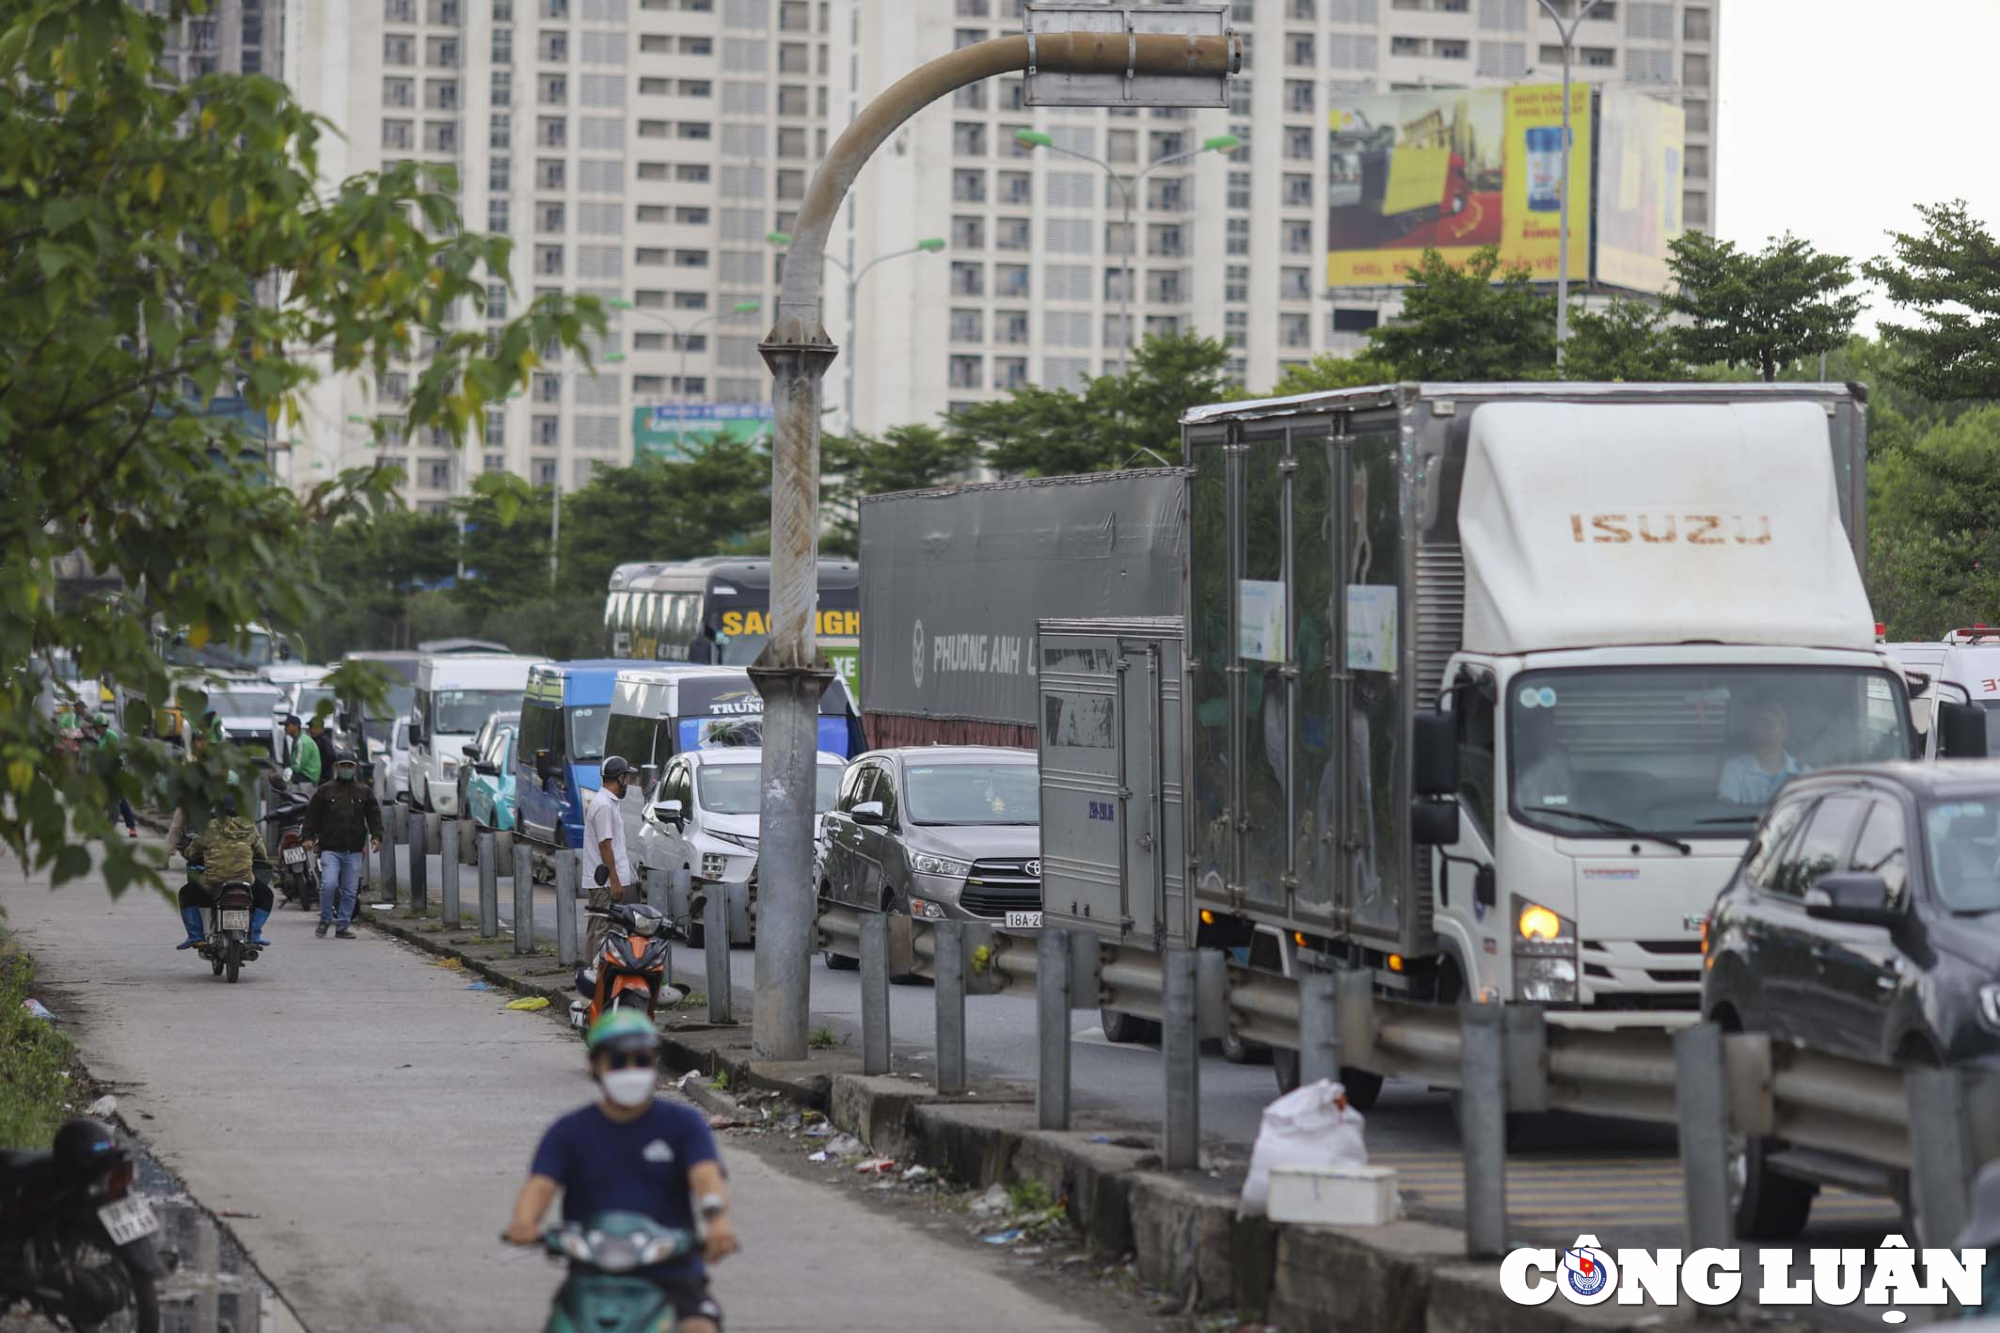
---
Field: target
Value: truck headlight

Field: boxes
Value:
[441,756,458,774]
[1515,956,1579,1003]
[909,851,971,878]
[1512,896,1577,1002]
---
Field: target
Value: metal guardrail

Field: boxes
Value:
[813,901,2000,1255]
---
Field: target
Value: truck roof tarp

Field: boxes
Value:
[1459,401,1874,656]
[859,470,1185,729]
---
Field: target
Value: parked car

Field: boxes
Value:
[458,710,520,818]
[818,747,1042,954]
[636,745,845,948]
[466,720,518,833]
[1702,761,2000,1239]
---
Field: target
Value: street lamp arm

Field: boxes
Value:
[853,241,943,289]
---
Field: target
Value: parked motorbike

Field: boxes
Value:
[525,1211,692,1333]
[266,779,319,912]
[1,1118,170,1333]
[185,863,264,984]
[571,867,681,1031]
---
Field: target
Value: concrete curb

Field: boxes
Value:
[359,911,1824,1333]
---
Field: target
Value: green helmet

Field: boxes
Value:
[585,1009,658,1056]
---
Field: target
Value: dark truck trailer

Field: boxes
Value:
[858,470,1186,750]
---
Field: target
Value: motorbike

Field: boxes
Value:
[1,1118,170,1333]
[266,779,319,912]
[571,867,682,1031]
[521,1212,693,1333]
[186,863,264,984]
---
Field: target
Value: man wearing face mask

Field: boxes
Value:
[506,1011,737,1332]
[302,748,384,939]
[582,755,641,974]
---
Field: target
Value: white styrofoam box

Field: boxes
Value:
[1266,1164,1401,1227]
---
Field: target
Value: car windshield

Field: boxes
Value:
[1925,800,2000,912]
[294,686,336,720]
[1509,666,1911,839]
[569,706,610,762]
[697,764,841,816]
[432,689,520,734]
[716,633,768,667]
[904,763,1039,826]
[211,688,283,717]
[366,685,417,725]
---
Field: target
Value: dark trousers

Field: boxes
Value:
[180,880,275,913]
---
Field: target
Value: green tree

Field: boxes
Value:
[954,332,1230,478]
[307,506,459,654]
[2,0,599,891]
[1365,247,1556,381]
[1562,298,1689,381]
[1864,201,2000,403]
[821,423,978,554]
[1866,407,2000,639]
[1662,231,1861,382]
[1252,351,1398,398]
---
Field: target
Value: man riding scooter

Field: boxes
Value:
[176,794,276,949]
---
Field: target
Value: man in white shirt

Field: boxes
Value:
[1718,702,1803,805]
[583,755,641,970]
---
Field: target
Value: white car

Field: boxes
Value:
[637,747,845,946]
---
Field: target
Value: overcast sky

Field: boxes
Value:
[1716,0,2000,329]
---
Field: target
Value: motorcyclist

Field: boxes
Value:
[177,794,276,949]
[301,748,383,939]
[506,1010,736,1333]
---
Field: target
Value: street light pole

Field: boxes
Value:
[766,232,945,435]
[1014,130,1239,377]
[1536,0,1600,373]
[611,298,761,455]
[542,353,624,588]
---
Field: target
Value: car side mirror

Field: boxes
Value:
[1804,872,1899,926]
[461,742,481,758]
[653,798,684,828]
[1411,796,1460,847]
[851,800,888,827]
[1413,711,1458,798]
[641,763,659,793]
[474,762,499,776]
[1938,701,1988,760]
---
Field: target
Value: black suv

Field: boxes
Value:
[1702,761,2000,1236]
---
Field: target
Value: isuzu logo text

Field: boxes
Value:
[1568,514,1773,545]
[1502,1234,1983,1324]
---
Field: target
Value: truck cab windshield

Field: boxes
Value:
[1509,666,1910,839]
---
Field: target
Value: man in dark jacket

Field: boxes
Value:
[303,750,384,939]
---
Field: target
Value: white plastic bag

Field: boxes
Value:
[1238,1078,1367,1217]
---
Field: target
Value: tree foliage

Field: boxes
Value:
[1865,201,2000,403]
[1562,298,1688,381]
[1250,351,1398,398]
[3,0,599,891]
[1662,232,1861,382]
[821,424,978,555]
[1365,248,1556,381]
[1867,407,2000,640]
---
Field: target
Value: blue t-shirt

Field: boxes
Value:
[529,1099,720,1278]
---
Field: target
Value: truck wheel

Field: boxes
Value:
[1100,1008,1159,1044]
[824,950,859,971]
[1731,1133,1814,1239]
[1220,1032,1269,1065]
[1271,1049,1383,1108]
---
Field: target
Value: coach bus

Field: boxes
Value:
[604,557,861,697]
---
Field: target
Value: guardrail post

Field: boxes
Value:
[382,803,403,906]
[440,819,460,928]
[1037,926,1071,1129]
[1674,1023,1733,1252]
[512,843,533,955]
[1460,1001,1508,1258]
[704,888,733,1024]
[860,911,891,1076]
[1907,1066,1975,1247]
[934,919,967,1095]
[1298,971,1339,1087]
[407,816,428,917]
[554,852,578,967]
[477,830,499,938]
[1163,947,1200,1172]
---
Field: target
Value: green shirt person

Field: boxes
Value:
[283,714,322,787]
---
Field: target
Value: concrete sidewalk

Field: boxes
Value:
[2,847,1125,1332]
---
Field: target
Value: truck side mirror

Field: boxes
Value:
[1411,797,1460,846]
[1413,711,1459,798]
[641,763,659,793]
[1938,701,1988,760]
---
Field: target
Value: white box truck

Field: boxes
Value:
[1037,383,1913,1100]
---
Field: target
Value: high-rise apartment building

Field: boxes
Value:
[280,0,1717,500]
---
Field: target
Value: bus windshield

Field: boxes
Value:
[569,705,611,763]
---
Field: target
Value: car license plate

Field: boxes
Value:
[1004,911,1043,929]
[98,1197,159,1246]
[282,846,306,865]
[220,909,251,931]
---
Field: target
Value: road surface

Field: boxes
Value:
[4,846,1154,1332]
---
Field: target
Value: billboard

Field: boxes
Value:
[1327,82,1592,288]
[1595,91,1687,293]
[632,402,772,460]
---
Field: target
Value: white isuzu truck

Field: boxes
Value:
[1036,383,1913,1100]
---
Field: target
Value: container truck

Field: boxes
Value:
[1036,382,1912,1099]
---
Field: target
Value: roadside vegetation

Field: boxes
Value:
[0,940,80,1148]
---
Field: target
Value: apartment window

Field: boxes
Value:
[538,158,566,189]
[678,122,712,140]
[777,41,808,73]
[948,356,984,390]
[1579,46,1614,67]
[677,164,711,184]
[1390,36,1423,57]
[998,171,1031,205]
[953,27,984,48]
[950,311,985,345]
[535,244,564,276]
[1684,6,1711,41]
[1102,313,1132,347]
[424,120,459,152]
[950,262,985,297]
[538,116,566,147]
[1685,99,1710,135]
[779,0,811,29]
[1147,131,1185,161]
[485,113,510,149]
[776,126,807,158]
[674,249,709,268]
[1289,0,1314,15]
[382,119,414,150]
[775,169,805,200]
[1284,79,1315,114]
[538,201,566,232]
[1284,174,1313,208]
[1226,171,1251,212]
[384,33,415,64]
[491,70,512,106]
[1280,267,1311,300]
[541,73,567,105]
[1148,269,1184,304]
[541,0,569,14]
[995,357,1028,389]
[952,169,987,204]
[1685,144,1710,180]
[956,0,989,13]
[386,0,416,18]
[1224,310,1247,349]
[1684,53,1711,86]
[951,216,985,250]
[1146,224,1184,258]
[953,83,987,111]
[1103,267,1129,302]
[384,77,415,108]
[489,157,511,192]
[995,264,1029,298]
[492,25,512,63]
[1105,221,1133,256]
[1435,38,1467,59]
[995,310,1029,344]
[683,79,712,97]
[635,247,667,266]
[1284,221,1313,254]
[1226,217,1249,256]
[380,372,411,403]
[953,122,987,156]
[1287,33,1313,66]
[426,36,460,67]
[1224,265,1249,304]
[1684,190,1709,227]
[681,35,713,54]
[1284,126,1313,161]
[487,198,510,232]
[995,217,1030,251]
[1143,315,1182,340]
